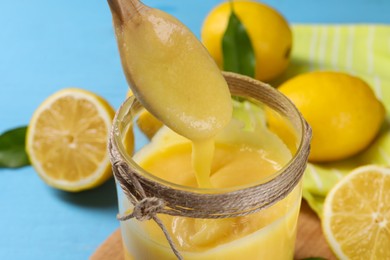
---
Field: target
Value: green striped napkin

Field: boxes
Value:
[281,25,390,217]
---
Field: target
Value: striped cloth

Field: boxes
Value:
[284,25,390,217]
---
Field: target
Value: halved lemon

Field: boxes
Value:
[26,88,115,192]
[322,165,390,259]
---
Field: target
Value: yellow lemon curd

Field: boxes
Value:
[120,122,301,259]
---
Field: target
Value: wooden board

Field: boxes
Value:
[91,200,336,260]
[294,201,336,259]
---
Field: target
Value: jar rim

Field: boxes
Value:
[111,72,310,194]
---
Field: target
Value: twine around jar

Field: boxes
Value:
[108,72,312,260]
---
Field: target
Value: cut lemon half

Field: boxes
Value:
[322,165,390,259]
[26,88,115,192]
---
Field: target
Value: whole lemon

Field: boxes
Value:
[278,71,385,162]
[201,0,292,81]
[127,90,163,139]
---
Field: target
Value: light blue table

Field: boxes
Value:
[1,0,389,259]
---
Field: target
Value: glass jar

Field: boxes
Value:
[110,72,311,260]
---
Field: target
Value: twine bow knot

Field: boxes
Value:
[121,197,166,221]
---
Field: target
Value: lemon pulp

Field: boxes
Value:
[26,88,115,192]
[322,165,390,259]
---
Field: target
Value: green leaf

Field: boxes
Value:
[232,99,266,131]
[0,126,30,168]
[222,8,256,78]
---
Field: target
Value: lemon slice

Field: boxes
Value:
[322,165,390,259]
[26,88,115,192]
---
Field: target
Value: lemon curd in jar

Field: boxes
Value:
[117,100,303,260]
